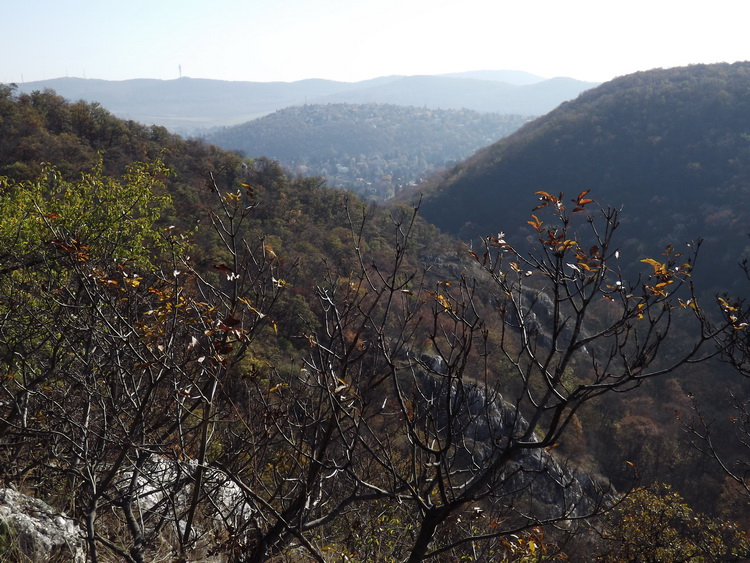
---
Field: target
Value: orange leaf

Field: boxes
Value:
[527,214,544,232]
[535,190,554,200]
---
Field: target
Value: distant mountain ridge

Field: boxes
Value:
[308,75,593,115]
[438,70,546,84]
[11,73,597,134]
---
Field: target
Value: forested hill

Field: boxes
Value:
[0,82,461,345]
[14,74,596,134]
[406,62,750,293]
[3,80,750,561]
[205,103,530,200]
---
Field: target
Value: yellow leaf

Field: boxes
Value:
[556,239,577,252]
[640,258,661,268]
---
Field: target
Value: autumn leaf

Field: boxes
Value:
[641,258,669,277]
[678,298,698,310]
[718,296,738,312]
[535,190,554,200]
[123,274,142,288]
[241,183,255,199]
[527,214,544,232]
[556,239,577,253]
[574,189,594,205]
[436,293,451,312]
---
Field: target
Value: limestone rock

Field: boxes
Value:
[0,487,85,562]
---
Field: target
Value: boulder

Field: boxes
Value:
[0,487,85,562]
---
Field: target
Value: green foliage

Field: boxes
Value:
[596,484,750,562]
[0,159,171,269]
[0,160,174,396]
[1,80,749,562]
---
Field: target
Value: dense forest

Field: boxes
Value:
[205,103,530,200]
[0,76,750,562]
[408,62,750,295]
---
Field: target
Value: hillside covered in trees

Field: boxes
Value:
[407,62,750,295]
[205,103,530,200]
[14,73,596,134]
[1,80,750,561]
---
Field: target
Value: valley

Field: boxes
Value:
[1,64,750,561]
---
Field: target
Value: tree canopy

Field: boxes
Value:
[1,80,749,562]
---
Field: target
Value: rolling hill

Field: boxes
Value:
[405,62,750,294]
[204,103,531,199]
[1,78,749,560]
[12,73,597,134]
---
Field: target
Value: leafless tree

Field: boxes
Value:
[210,190,719,561]
[0,167,722,562]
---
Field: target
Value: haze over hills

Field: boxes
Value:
[438,70,546,84]
[204,103,531,200]
[312,75,594,116]
[12,72,597,134]
[2,71,750,560]
[404,62,750,294]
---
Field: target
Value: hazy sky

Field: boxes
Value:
[3,0,748,84]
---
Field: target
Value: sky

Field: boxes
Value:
[2,0,749,85]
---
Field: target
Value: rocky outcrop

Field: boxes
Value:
[115,454,258,548]
[515,287,591,356]
[409,354,613,519]
[0,487,85,562]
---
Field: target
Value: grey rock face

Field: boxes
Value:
[115,455,258,545]
[410,355,612,519]
[0,487,85,562]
